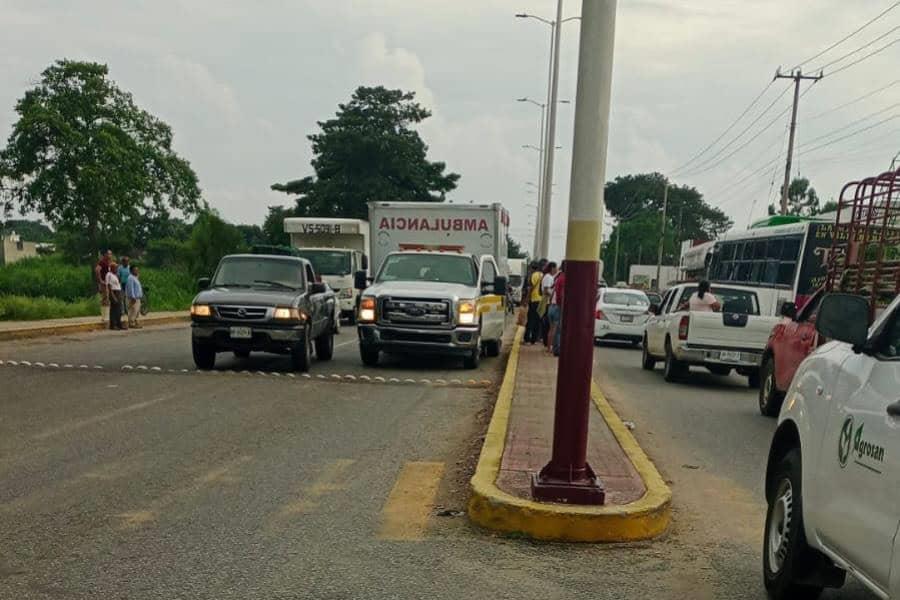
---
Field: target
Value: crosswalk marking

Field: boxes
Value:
[32,392,178,441]
[278,458,356,517]
[378,461,445,541]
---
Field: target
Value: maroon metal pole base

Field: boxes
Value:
[531,259,605,505]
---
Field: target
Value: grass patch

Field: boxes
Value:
[0,295,100,321]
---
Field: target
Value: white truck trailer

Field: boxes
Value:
[284,217,370,322]
[367,202,510,276]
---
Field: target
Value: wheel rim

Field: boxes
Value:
[767,479,793,574]
[763,369,775,407]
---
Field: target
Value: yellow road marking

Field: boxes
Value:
[32,393,178,441]
[278,458,355,517]
[378,461,444,541]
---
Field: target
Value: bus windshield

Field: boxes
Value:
[376,254,477,286]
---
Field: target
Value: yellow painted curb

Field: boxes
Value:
[0,314,189,341]
[467,326,671,542]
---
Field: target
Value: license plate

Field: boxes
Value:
[230,326,252,339]
[719,350,741,362]
[620,315,633,323]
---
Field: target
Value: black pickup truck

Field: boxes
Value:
[190,253,336,371]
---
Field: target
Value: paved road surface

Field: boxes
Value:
[0,325,877,598]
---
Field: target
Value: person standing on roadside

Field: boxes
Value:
[106,260,124,330]
[549,262,566,356]
[540,262,558,349]
[125,265,144,329]
[117,257,131,330]
[525,261,543,344]
[95,249,112,323]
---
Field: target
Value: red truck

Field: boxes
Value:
[758,167,900,416]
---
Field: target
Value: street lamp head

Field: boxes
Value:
[515,13,529,18]
[516,97,528,102]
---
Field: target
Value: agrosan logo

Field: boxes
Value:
[838,415,853,468]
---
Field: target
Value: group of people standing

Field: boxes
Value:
[94,250,144,330]
[522,258,566,357]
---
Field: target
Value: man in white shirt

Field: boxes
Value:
[540,262,558,347]
[106,262,124,330]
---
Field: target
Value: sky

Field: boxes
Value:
[2,0,899,260]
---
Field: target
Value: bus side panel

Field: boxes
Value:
[794,222,834,307]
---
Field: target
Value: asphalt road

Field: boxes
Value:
[0,324,877,599]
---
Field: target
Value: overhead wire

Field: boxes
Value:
[798,101,900,149]
[823,35,900,78]
[806,78,900,120]
[798,113,900,156]
[811,24,900,72]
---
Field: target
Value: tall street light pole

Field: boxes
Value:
[518,97,547,254]
[531,0,616,505]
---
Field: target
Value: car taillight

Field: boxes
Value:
[678,315,690,340]
[595,309,606,320]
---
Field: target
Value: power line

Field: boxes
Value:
[798,101,900,149]
[798,113,900,155]
[824,35,900,78]
[670,80,775,175]
[812,24,900,72]
[806,78,900,120]
[791,0,900,70]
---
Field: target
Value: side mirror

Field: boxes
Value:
[493,276,508,296]
[649,303,660,315]
[780,301,797,319]
[361,255,369,270]
[310,282,327,295]
[197,277,210,291]
[815,293,869,347]
[354,270,368,290]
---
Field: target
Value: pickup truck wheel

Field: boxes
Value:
[315,328,334,361]
[484,339,501,357]
[360,345,379,366]
[332,315,341,334]
[663,341,686,382]
[291,327,312,372]
[747,369,761,389]
[641,337,656,370]
[759,357,785,417]
[763,449,826,600]
[192,340,216,370]
[463,343,481,369]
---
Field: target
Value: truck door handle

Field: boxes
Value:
[887,401,900,417]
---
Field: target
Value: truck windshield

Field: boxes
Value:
[212,257,303,289]
[294,250,351,276]
[377,254,477,286]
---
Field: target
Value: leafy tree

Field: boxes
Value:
[507,234,527,259]
[188,211,245,278]
[0,219,54,243]
[236,224,266,247]
[767,177,820,216]
[820,199,839,213]
[0,60,203,258]
[271,86,459,219]
[601,212,677,283]
[262,205,293,246]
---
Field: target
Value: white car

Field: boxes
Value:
[594,288,651,345]
[763,292,900,599]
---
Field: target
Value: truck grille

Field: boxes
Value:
[381,298,450,326]
[215,305,269,321]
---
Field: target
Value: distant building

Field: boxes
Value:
[628,264,680,291]
[0,232,39,265]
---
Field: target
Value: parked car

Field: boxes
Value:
[594,288,651,345]
[762,292,900,599]
[355,251,506,369]
[190,254,337,372]
[642,282,781,386]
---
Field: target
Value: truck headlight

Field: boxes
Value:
[339,288,354,299]
[359,297,376,322]
[274,307,304,321]
[458,300,476,325]
[191,304,212,317]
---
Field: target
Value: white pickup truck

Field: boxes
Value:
[762,292,900,599]
[642,283,781,387]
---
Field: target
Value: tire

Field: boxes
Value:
[360,345,379,367]
[663,340,686,383]
[291,327,312,372]
[707,365,731,376]
[759,357,785,417]
[641,337,656,371]
[315,328,334,361]
[192,339,216,370]
[233,349,250,359]
[763,449,827,600]
[332,313,341,334]
[140,300,149,316]
[347,312,356,326]
[748,369,761,389]
[463,342,481,370]
[484,338,501,357]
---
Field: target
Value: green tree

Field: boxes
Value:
[820,199,839,213]
[0,219,54,243]
[507,234,527,259]
[189,211,245,278]
[0,60,202,258]
[236,224,266,247]
[262,205,293,246]
[767,177,820,216]
[271,86,459,219]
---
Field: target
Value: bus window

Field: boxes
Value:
[741,242,754,260]
[751,261,765,282]
[764,260,779,284]
[737,261,752,281]
[777,261,796,285]
[753,240,766,260]
[767,239,783,260]
[721,242,735,261]
[782,237,801,260]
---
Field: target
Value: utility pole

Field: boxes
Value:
[775,68,822,215]
[612,225,620,282]
[531,0,616,505]
[537,0,565,258]
[655,182,669,291]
